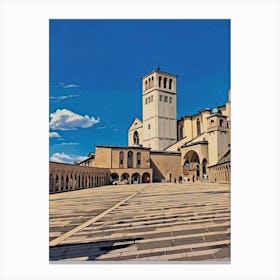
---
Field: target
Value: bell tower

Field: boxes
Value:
[142,68,177,151]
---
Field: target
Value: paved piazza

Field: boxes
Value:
[49,183,230,262]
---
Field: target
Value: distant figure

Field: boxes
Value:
[174,178,177,183]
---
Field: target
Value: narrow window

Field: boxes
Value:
[169,79,173,89]
[163,77,167,88]
[145,80,148,91]
[159,76,162,87]
[197,119,201,135]
[219,119,223,127]
[127,151,133,168]
[169,97,172,103]
[119,151,124,167]
[160,95,163,101]
[164,96,168,102]
[137,152,141,168]
[148,124,151,130]
[148,78,151,89]
[150,95,153,102]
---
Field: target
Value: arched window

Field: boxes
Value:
[148,78,151,89]
[133,131,139,145]
[137,152,141,168]
[151,76,154,87]
[145,80,148,90]
[66,175,69,190]
[178,124,183,140]
[220,119,223,127]
[49,174,53,192]
[119,151,124,167]
[61,175,64,191]
[127,151,133,168]
[197,119,201,135]
[159,76,162,87]
[163,77,167,88]
[169,79,173,89]
[55,175,59,191]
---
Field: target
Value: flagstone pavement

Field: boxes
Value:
[49,182,230,262]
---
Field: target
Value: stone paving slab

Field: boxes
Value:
[49,182,230,261]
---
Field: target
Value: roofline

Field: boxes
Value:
[208,159,231,168]
[178,103,227,120]
[150,150,181,155]
[181,140,208,148]
[128,117,142,131]
[142,69,178,79]
[96,144,151,150]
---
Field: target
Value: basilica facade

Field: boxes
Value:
[49,68,230,193]
[127,67,231,183]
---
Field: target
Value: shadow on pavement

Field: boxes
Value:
[49,237,143,261]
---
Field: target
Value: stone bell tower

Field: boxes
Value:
[142,68,177,151]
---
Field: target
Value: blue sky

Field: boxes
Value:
[49,19,230,163]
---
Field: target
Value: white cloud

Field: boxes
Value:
[50,152,87,164]
[50,95,79,102]
[49,109,100,130]
[64,84,80,88]
[49,132,61,138]
[55,142,79,146]
[55,82,80,88]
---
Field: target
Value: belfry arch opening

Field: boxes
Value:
[133,131,139,145]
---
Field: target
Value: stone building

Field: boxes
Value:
[49,67,231,193]
[127,68,231,183]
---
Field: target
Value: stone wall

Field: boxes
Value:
[49,162,110,194]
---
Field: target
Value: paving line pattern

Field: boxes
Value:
[49,182,230,261]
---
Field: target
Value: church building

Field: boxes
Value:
[127,67,231,183]
[50,67,231,193]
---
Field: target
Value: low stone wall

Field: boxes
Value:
[49,162,110,194]
[208,161,230,183]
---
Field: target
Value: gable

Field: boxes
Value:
[128,117,143,131]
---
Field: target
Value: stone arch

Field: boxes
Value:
[65,174,69,190]
[142,172,150,183]
[61,174,65,191]
[183,150,200,179]
[131,173,140,184]
[49,173,54,192]
[110,173,119,183]
[121,172,129,183]
[133,131,139,145]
